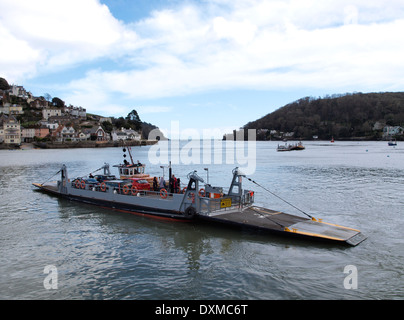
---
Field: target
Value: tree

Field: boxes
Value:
[0,77,10,90]
[101,121,113,133]
[126,109,141,122]
[52,97,65,108]
[114,117,127,129]
[125,109,142,130]
[243,91,404,140]
[44,93,52,102]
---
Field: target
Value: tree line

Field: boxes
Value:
[243,92,404,140]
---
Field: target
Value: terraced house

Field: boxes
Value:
[0,114,21,145]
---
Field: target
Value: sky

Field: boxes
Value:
[1,0,404,138]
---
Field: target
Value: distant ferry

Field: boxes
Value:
[277,141,305,152]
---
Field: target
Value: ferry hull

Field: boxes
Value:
[32,183,191,221]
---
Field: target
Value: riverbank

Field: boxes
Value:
[0,140,158,150]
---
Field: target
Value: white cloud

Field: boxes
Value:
[0,0,137,81]
[2,0,404,116]
[0,23,42,80]
[69,3,404,106]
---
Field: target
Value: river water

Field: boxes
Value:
[0,141,403,300]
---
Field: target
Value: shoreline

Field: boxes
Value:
[0,140,158,150]
[0,138,399,150]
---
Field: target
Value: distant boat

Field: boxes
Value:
[290,141,305,151]
[388,140,397,146]
[277,144,291,152]
[277,141,305,152]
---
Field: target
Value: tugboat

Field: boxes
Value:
[33,156,366,246]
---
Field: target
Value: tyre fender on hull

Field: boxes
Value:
[184,206,196,218]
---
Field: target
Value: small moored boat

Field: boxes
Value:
[388,140,397,146]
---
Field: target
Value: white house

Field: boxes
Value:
[383,126,403,138]
[42,108,62,120]
[61,126,76,140]
[9,85,29,99]
[52,125,76,141]
[64,106,86,119]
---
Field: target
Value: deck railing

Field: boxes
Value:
[70,180,178,200]
[70,179,254,212]
[197,190,255,216]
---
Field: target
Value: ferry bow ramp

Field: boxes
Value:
[197,206,366,246]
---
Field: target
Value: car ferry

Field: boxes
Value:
[33,156,366,246]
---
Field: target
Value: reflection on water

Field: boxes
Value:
[1,141,404,299]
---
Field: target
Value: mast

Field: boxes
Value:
[127,146,135,165]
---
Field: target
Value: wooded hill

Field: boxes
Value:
[243,92,404,140]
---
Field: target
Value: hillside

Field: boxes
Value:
[243,92,404,140]
[0,77,165,141]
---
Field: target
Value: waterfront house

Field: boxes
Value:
[0,114,21,145]
[51,125,76,142]
[90,125,110,141]
[76,131,88,141]
[21,127,36,142]
[35,126,50,139]
[61,126,76,141]
[111,127,141,141]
